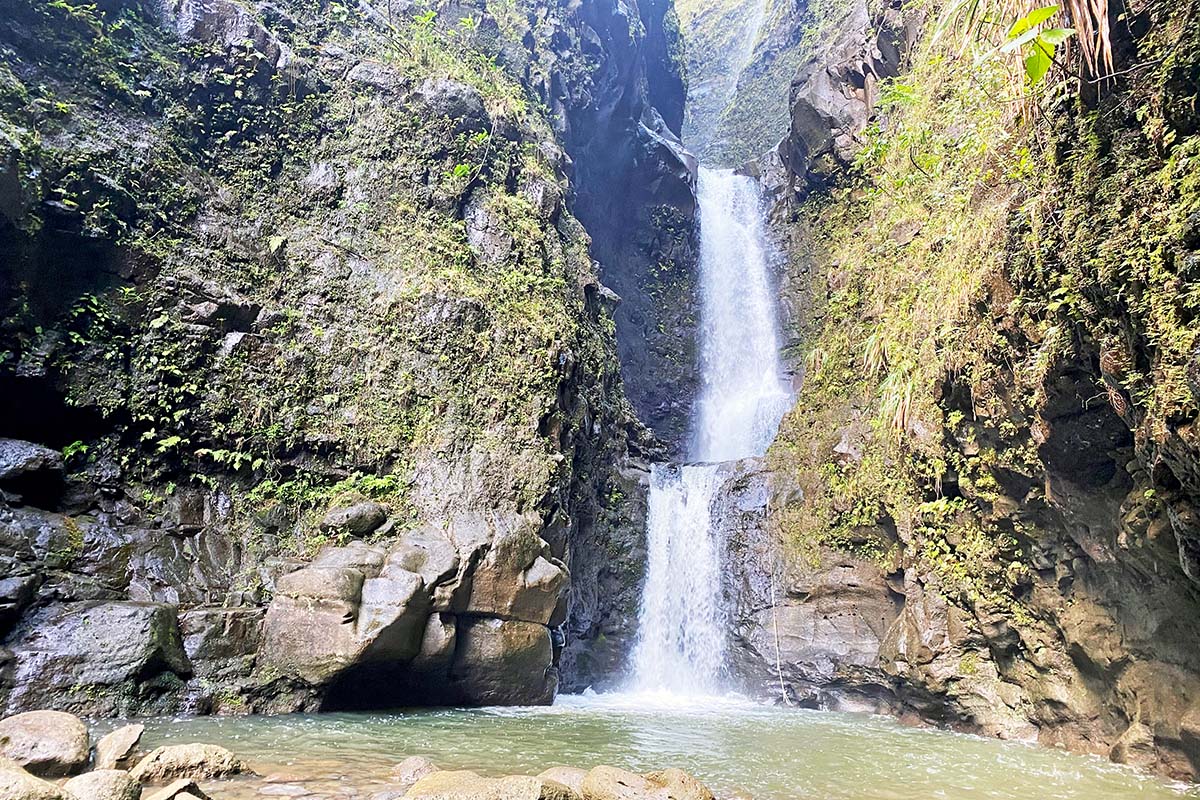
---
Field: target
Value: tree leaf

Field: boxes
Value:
[1024,42,1053,85]
[1007,4,1060,38]
[1040,27,1076,45]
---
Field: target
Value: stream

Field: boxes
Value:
[97,694,1199,799]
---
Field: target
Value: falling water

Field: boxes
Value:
[630,168,791,695]
[692,169,792,463]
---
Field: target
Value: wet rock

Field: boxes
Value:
[0,602,191,713]
[320,502,387,538]
[94,724,144,770]
[748,559,901,682]
[0,576,37,635]
[62,769,141,800]
[0,440,62,482]
[143,779,212,800]
[129,743,246,784]
[0,758,74,800]
[536,768,586,794]
[0,711,89,777]
[162,0,293,74]
[1111,721,1159,771]
[0,439,63,507]
[179,608,263,682]
[450,618,556,705]
[392,756,439,788]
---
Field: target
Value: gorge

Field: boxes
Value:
[2,0,1200,797]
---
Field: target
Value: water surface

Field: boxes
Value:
[108,694,1198,799]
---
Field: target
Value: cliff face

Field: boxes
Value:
[0,0,683,714]
[722,0,1200,781]
[676,0,849,166]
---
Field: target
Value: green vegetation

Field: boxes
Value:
[770,0,1200,623]
[0,0,630,556]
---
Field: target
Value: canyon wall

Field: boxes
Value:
[723,0,1200,781]
[0,0,685,714]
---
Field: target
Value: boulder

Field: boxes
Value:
[0,439,62,481]
[312,541,387,572]
[260,567,366,684]
[260,564,428,685]
[392,755,439,788]
[0,602,191,712]
[129,743,246,784]
[580,767,656,800]
[413,78,489,135]
[0,711,89,777]
[643,769,714,800]
[143,779,212,800]
[387,527,460,609]
[320,502,388,537]
[0,758,74,800]
[94,724,144,770]
[404,771,578,800]
[450,618,556,705]
[537,768,587,794]
[62,770,141,800]
[403,770,487,799]
[461,516,568,626]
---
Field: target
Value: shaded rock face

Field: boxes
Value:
[713,460,905,709]
[766,0,919,198]
[0,602,192,715]
[530,0,701,453]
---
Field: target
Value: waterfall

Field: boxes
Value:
[629,168,791,695]
[692,169,792,463]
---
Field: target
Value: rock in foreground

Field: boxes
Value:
[404,771,578,800]
[129,744,246,784]
[0,711,89,777]
[400,764,714,800]
[0,757,74,800]
[62,769,141,800]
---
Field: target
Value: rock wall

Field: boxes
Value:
[0,0,678,714]
[722,0,1200,783]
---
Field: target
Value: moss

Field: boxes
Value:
[1,0,632,573]
[770,0,1200,621]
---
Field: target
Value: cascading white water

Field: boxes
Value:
[692,169,792,463]
[630,168,791,695]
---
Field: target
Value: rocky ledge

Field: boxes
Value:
[0,708,717,800]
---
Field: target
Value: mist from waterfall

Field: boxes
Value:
[629,168,791,696]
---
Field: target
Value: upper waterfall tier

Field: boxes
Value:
[691,168,792,463]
